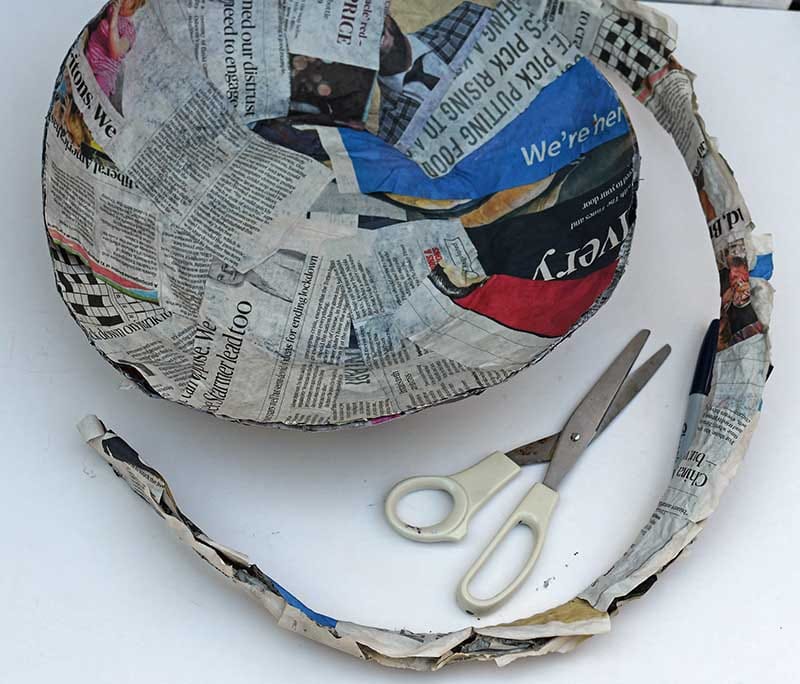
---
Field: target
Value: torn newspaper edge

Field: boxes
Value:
[73,0,773,670]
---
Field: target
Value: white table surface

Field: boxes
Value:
[2,3,798,682]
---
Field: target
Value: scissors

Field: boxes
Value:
[385,330,670,615]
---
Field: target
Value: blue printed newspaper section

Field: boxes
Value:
[340,58,629,199]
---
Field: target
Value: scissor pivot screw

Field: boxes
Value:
[570,432,582,442]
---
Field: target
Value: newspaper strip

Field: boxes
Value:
[326,219,485,362]
[399,0,678,178]
[156,0,291,122]
[93,313,198,401]
[67,2,332,276]
[386,134,639,368]
[79,416,613,668]
[49,241,172,346]
[172,212,361,425]
[285,0,385,70]
[369,1,496,145]
[402,0,583,176]
[318,58,632,200]
[44,65,161,300]
[332,341,517,423]
[309,181,410,221]
[180,241,352,426]
[281,0,388,127]
[393,278,555,369]
[581,336,768,611]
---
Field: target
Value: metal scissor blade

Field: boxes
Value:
[542,330,650,490]
[507,342,670,467]
[597,343,671,433]
[507,433,559,466]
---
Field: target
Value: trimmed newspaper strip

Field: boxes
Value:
[401,0,584,175]
[180,251,351,426]
[284,0,388,128]
[68,0,333,274]
[324,58,632,200]
[153,0,291,122]
[326,218,485,360]
[369,0,496,145]
[69,0,774,670]
[45,63,160,301]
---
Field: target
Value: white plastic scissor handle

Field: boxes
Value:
[456,482,559,615]
[384,452,521,543]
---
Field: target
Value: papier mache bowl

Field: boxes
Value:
[43,0,639,430]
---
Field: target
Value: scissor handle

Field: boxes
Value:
[456,482,559,615]
[384,451,521,543]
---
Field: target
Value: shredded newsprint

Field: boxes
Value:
[58,0,774,671]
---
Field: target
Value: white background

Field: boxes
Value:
[2,2,798,682]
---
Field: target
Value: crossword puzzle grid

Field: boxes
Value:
[591,12,676,91]
[50,243,161,329]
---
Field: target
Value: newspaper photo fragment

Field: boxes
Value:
[41,0,775,671]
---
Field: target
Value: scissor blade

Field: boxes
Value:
[597,343,671,433]
[507,342,670,467]
[542,330,650,490]
[507,433,559,466]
